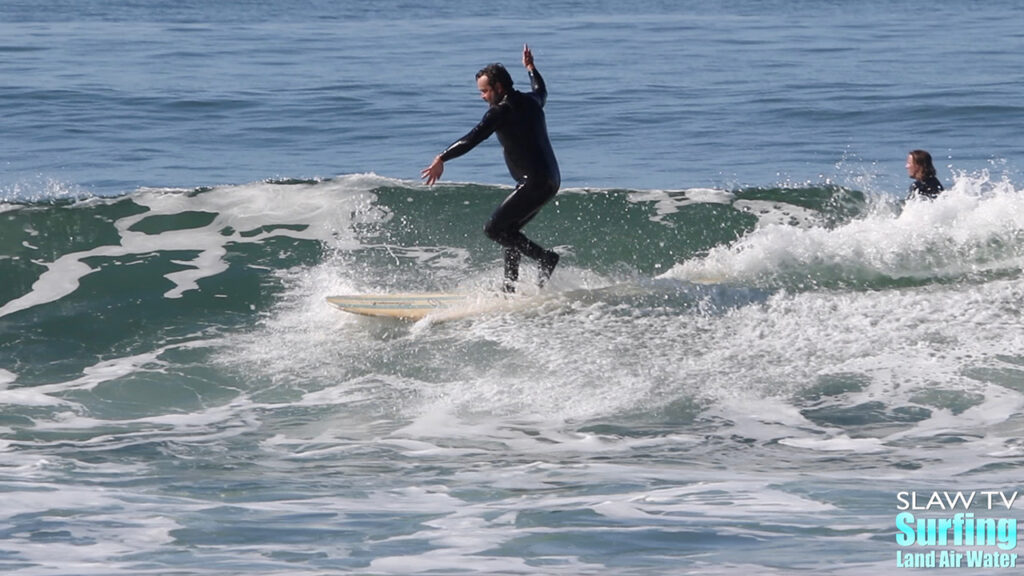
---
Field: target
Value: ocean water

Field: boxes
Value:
[3,1,1024,574]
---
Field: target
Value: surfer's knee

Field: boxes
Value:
[483,219,510,244]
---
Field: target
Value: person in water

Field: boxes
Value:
[906,149,944,199]
[421,44,560,293]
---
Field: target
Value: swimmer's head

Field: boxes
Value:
[907,149,937,180]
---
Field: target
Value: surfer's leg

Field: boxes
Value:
[538,250,559,287]
[503,247,520,293]
[484,179,559,288]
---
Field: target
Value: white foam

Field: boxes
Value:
[25,350,166,396]
[0,176,86,203]
[0,368,16,388]
[661,174,1024,285]
[778,435,887,453]
[627,187,734,222]
[0,484,184,571]
[0,388,73,407]
[733,198,824,228]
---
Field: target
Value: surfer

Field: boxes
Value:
[421,44,561,293]
[906,149,944,199]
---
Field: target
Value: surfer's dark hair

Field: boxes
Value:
[476,63,513,91]
[909,149,937,179]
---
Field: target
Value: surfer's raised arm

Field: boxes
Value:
[522,44,535,72]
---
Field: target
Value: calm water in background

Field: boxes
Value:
[3,1,1024,574]
[4,0,1024,197]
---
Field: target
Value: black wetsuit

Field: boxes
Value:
[907,176,944,200]
[438,68,560,290]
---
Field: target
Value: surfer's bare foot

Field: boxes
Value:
[538,250,559,287]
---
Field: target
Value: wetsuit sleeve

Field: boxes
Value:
[528,68,547,107]
[439,107,502,162]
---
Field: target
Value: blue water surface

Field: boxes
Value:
[3,0,1023,198]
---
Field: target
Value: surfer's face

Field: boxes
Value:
[477,75,504,106]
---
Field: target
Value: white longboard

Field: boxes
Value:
[326,292,519,321]
[326,278,735,321]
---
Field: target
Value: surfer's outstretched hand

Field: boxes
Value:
[421,155,444,186]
